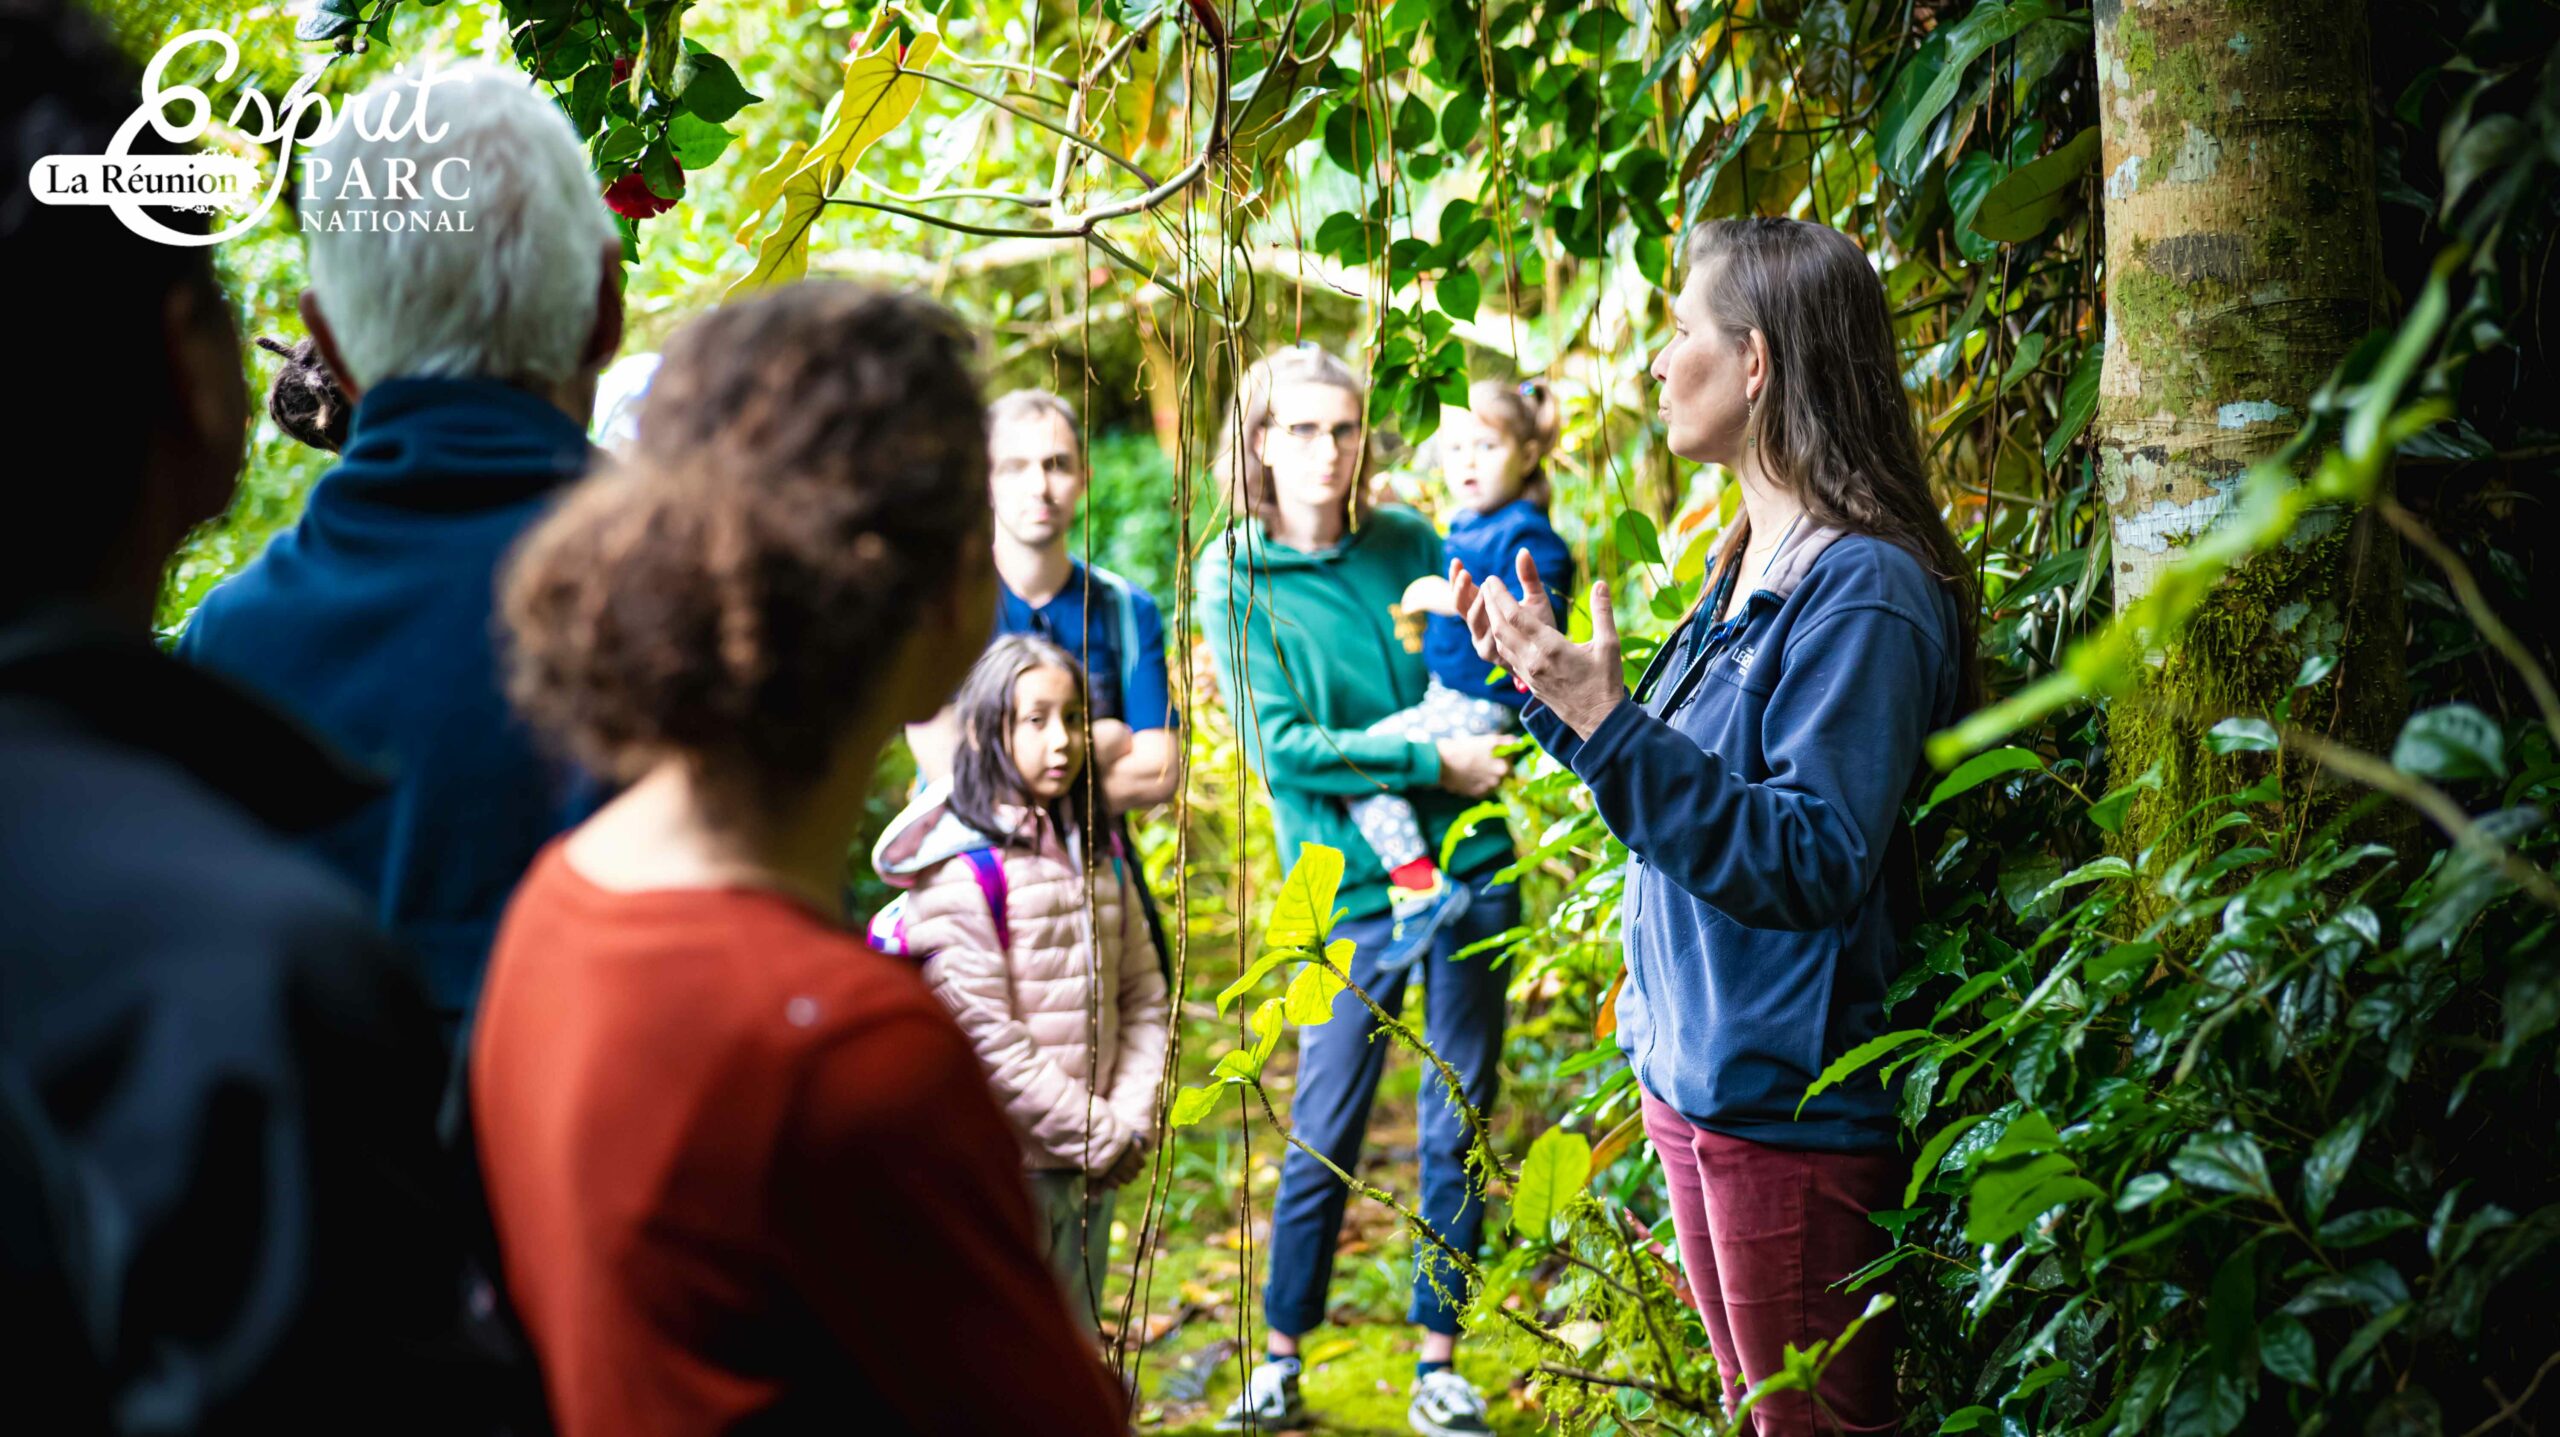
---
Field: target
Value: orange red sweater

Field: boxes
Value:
[470,843,1124,1436]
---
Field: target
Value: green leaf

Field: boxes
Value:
[567,63,611,137]
[2115,1172,2174,1212]
[1512,1127,1593,1240]
[1797,1030,1931,1115]
[1216,948,1289,1015]
[596,124,648,166]
[1905,1114,1990,1206]
[1250,997,1286,1065]
[640,140,685,201]
[1637,0,1728,93]
[1946,152,2006,265]
[2087,760,2162,834]
[1393,92,1436,151]
[1434,267,1481,322]
[2317,1207,2422,1247]
[1918,745,2045,818]
[2087,941,2163,987]
[1441,88,1486,150]
[2042,339,2105,469]
[1323,102,1378,174]
[1967,1154,2104,1246]
[1168,1083,1224,1128]
[296,0,364,42]
[1284,959,1346,1025]
[2206,1249,2256,1374]
[2391,703,2507,782]
[2258,1312,2317,1387]
[675,49,760,123]
[1614,511,1664,567]
[2300,1111,2365,1224]
[1970,125,2098,241]
[1876,2,2073,184]
[1267,844,1345,950]
[2029,855,2134,907]
[2207,717,2279,754]
[2161,1368,2246,1437]
[1680,103,1765,238]
[669,112,735,170]
[2170,1132,2275,1201]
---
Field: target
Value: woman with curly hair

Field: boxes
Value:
[468,283,1124,1437]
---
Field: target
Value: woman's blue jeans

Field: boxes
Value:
[1260,867,1518,1338]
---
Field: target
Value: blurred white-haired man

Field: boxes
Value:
[182,60,622,1038]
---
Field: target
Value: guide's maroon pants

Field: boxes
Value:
[1640,1093,1903,1434]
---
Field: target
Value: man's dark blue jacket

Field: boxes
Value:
[1526,527,1963,1151]
[180,377,601,1019]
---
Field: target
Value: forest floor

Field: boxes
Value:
[1100,965,1550,1435]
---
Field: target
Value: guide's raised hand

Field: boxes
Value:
[1458,549,1626,741]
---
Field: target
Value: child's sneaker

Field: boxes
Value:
[1217,1355,1307,1431]
[1380,875,1472,973]
[1408,1368,1492,1436]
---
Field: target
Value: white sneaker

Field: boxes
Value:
[1217,1356,1307,1432]
[1408,1368,1492,1437]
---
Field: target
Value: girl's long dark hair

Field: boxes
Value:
[1690,218,1983,710]
[946,633,1102,851]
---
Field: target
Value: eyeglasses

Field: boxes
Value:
[1274,421,1365,449]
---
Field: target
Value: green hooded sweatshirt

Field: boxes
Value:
[1195,505,1515,920]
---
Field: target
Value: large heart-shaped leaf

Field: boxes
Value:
[728,22,939,297]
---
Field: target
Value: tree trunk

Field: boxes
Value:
[2091,0,2404,868]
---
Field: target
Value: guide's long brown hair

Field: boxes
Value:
[1691,217,1981,709]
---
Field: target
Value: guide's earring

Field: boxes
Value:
[1744,392,1758,450]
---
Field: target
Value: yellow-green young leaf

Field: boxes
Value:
[728,139,808,249]
[726,24,940,297]
[1249,997,1286,1066]
[1216,947,1292,1015]
[1167,1084,1224,1128]
[1285,960,1346,1025]
[1512,1127,1593,1241]
[1265,844,1344,950]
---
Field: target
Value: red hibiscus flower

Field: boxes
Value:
[603,169,677,219]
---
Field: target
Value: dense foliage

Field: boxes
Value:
[135,0,2557,1431]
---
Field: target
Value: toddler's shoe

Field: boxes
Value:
[1380,874,1472,973]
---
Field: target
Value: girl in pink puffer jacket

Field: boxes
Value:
[870,635,1170,1334]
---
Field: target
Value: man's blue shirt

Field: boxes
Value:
[994,560,1172,732]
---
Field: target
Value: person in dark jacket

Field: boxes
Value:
[1459,218,1978,1435]
[178,59,624,1030]
[0,2,481,1425]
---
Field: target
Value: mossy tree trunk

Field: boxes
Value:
[2091,0,2405,867]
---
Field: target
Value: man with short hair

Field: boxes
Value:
[181,60,623,1033]
[0,1,477,1423]
[909,391,1182,957]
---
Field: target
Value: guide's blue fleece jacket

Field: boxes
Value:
[1524,527,1963,1152]
[180,377,602,1019]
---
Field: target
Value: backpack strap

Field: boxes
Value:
[960,846,1010,952]
[1091,566,1145,722]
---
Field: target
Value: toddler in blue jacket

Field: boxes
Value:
[1362,379,1576,968]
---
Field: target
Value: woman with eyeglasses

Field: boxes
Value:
[1193,343,1521,1437]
